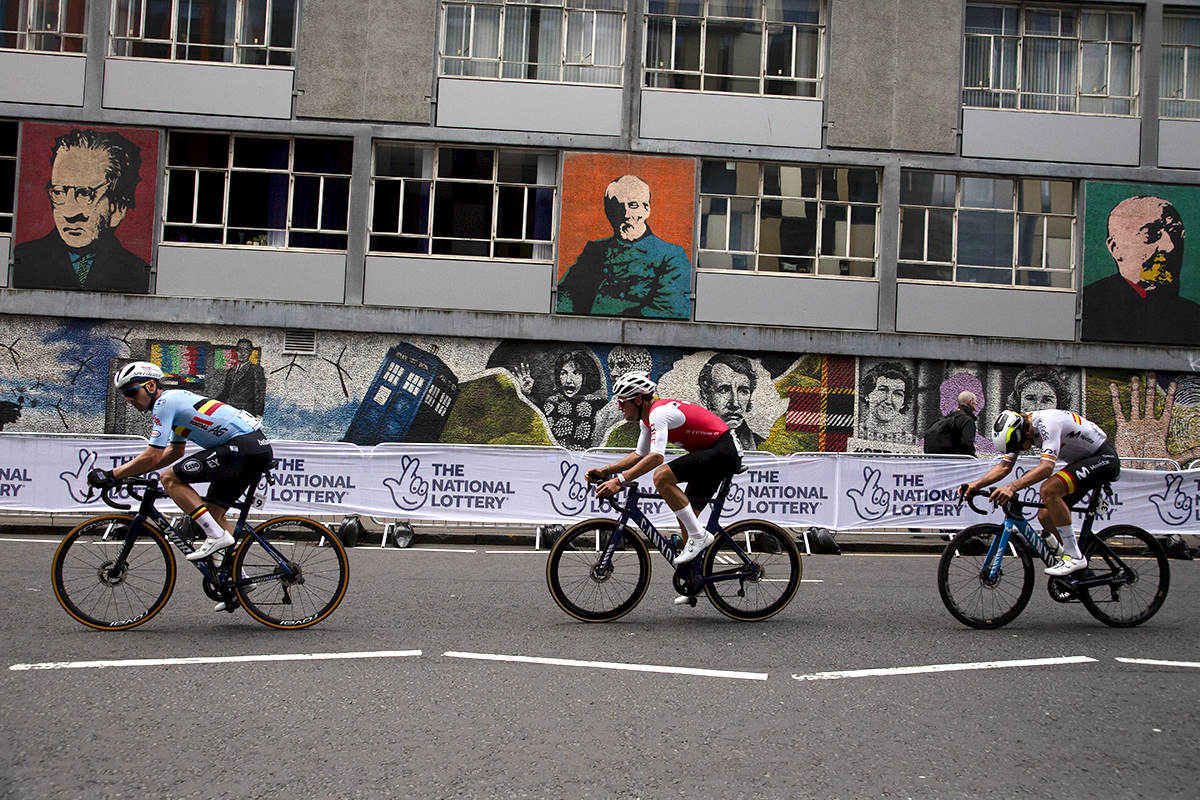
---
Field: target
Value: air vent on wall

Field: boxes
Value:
[281,329,317,355]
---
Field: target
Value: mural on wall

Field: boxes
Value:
[3,314,1199,469]
[1081,182,1200,346]
[555,152,695,320]
[849,359,1083,456]
[1085,370,1200,469]
[12,123,158,294]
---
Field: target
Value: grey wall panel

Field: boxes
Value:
[896,282,1075,340]
[0,52,85,106]
[827,0,961,153]
[694,271,878,330]
[1159,120,1200,170]
[296,0,434,123]
[103,60,293,118]
[157,245,346,303]
[436,79,622,136]
[639,90,822,148]
[364,255,554,313]
[962,109,1141,166]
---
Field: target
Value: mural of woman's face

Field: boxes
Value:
[1019,379,1057,412]
[559,361,583,397]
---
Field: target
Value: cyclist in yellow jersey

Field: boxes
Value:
[962,409,1121,576]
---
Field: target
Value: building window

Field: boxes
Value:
[370,142,556,260]
[164,132,352,250]
[111,0,297,65]
[0,120,15,233]
[1,0,86,52]
[441,0,626,85]
[644,0,823,97]
[1162,12,1200,120]
[698,161,878,277]
[963,3,1139,115]
[898,172,1075,288]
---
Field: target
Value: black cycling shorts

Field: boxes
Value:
[171,431,274,509]
[664,430,743,511]
[1054,441,1121,508]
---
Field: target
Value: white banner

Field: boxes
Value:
[1,435,1197,535]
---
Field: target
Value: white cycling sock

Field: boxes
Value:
[191,506,229,540]
[675,504,704,539]
[1055,523,1082,560]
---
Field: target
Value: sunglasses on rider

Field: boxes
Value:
[121,381,151,398]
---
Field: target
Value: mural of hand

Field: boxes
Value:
[846,466,889,521]
[1109,375,1184,462]
[1149,473,1193,527]
[514,362,534,396]
[381,455,429,511]
[541,461,590,516]
[59,449,99,504]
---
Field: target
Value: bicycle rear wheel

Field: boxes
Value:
[1078,525,1170,627]
[701,520,802,621]
[937,523,1034,630]
[230,517,349,629]
[51,515,176,631]
[546,519,651,622]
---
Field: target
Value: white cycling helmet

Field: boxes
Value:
[114,361,164,391]
[991,410,1027,453]
[612,371,656,400]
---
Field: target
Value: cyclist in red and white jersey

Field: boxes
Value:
[87,361,274,563]
[962,409,1120,576]
[588,371,743,577]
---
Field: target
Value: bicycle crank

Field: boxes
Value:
[1046,576,1078,603]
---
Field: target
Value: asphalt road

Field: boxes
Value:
[1,534,1197,800]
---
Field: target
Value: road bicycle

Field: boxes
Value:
[937,483,1169,629]
[51,465,349,631]
[545,472,802,622]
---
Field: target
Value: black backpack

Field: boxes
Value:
[923,411,962,454]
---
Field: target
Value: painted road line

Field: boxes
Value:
[485,550,550,554]
[361,547,477,553]
[10,650,423,672]
[445,651,768,681]
[1116,657,1200,669]
[0,538,62,544]
[792,655,1097,682]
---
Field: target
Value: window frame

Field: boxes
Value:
[643,0,825,98]
[696,160,880,279]
[1161,10,1200,120]
[162,131,353,252]
[1,0,87,53]
[109,0,298,66]
[897,170,1077,290]
[369,141,558,262]
[0,120,16,235]
[963,2,1141,116]
[439,0,627,86]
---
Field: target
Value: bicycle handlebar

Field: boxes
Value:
[95,477,160,511]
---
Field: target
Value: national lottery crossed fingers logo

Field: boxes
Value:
[382,455,517,513]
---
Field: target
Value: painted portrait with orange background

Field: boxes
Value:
[556,152,696,321]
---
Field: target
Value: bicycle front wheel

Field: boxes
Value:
[937,523,1034,630]
[1079,525,1170,627]
[231,517,349,629]
[51,515,176,631]
[701,520,802,621]
[546,519,651,622]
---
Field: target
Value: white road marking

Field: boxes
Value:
[486,550,550,554]
[444,650,768,681]
[9,650,422,672]
[0,538,61,543]
[360,547,477,553]
[792,655,1097,682]
[1116,657,1200,669]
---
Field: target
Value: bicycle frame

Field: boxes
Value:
[600,474,759,589]
[100,472,294,594]
[978,486,1118,592]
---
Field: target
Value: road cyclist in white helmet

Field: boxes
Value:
[586,370,743,604]
[88,361,275,568]
[960,408,1121,576]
